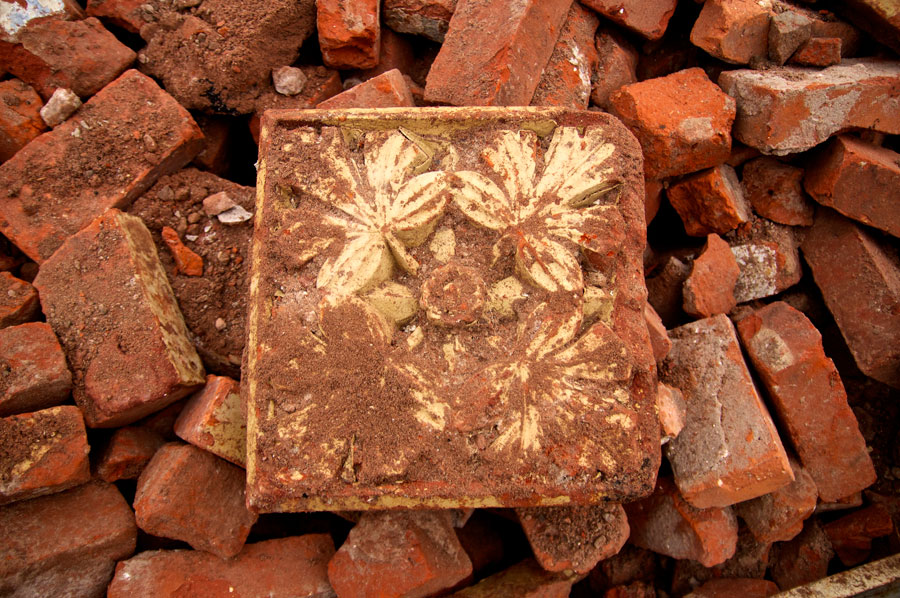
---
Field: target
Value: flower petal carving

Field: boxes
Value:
[452,171,514,231]
[316,232,393,295]
[514,233,583,294]
[534,126,616,206]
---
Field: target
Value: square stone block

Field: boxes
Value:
[247,107,659,511]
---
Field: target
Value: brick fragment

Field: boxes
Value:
[86,0,146,33]
[646,255,690,325]
[0,70,204,263]
[719,60,900,155]
[590,27,638,110]
[174,374,245,467]
[161,226,203,277]
[604,582,656,598]
[644,177,663,223]
[34,209,206,427]
[817,492,864,514]
[667,165,750,237]
[424,0,572,106]
[108,535,336,598]
[727,218,801,303]
[0,480,136,597]
[690,0,771,65]
[329,510,472,598]
[809,18,861,56]
[0,322,71,416]
[609,68,735,179]
[517,503,628,574]
[0,17,135,100]
[135,442,256,558]
[657,382,685,441]
[317,0,380,69]
[670,527,772,595]
[448,558,577,598]
[39,87,80,127]
[789,37,841,67]
[824,505,893,567]
[581,0,677,41]
[625,477,739,567]
[455,511,505,574]
[683,234,740,318]
[736,301,876,501]
[531,3,599,110]
[686,578,779,598]
[768,10,812,65]
[317,69,415,109]
[837,0,900,53]
[643,302,670,362]
[0,271,38,328]
[383,0,456,43]
[0,0,84,42]
[741,157,814,226]
[589,544,657,590]
[801,209,900,388]
[735,457,818,543]
[192,114,232,175]
[95,425,165,482]
[0,405,89,505]
[770,518,833,590]
[0,79,45,161]
[804,135,900,238]
[661,314,793,509]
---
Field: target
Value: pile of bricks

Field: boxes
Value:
[0,0,898,596]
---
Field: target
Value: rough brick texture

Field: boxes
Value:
[770,518,833,590]
[448,558,577,598]
[383,0,457,43]
[667,165,751,237]
[86,0,146,33]
[728,218,801,304]
[643,303,670,363]
[823,505,894,566]
[741,156,814,226]
[734,457,817,543]
[686,578,779,598]
[174,374,245,467]
[590,27,638,110]
[531,3,599,110]
[317,0,381,69]
[0,481,136,597]
[690,0,771,65]
[318,69,415,109]
[0,79,45,162]
[95,426,165,483]
[768,9,812,65]
[669,527,772,595]
[789,37,842,67]
[0,322,71,417]
[0,271,38,328]
[581,0,677,40]
[837,0,900,53]
[682,234,740,318]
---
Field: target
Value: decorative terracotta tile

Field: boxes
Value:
[247,108,659,511]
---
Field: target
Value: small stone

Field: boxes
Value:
[215,318,226,330]
[39,88,81,127]
[217,204,253,225]
[272,65,308,96]
[202,190,237,216]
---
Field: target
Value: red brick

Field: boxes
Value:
[789,37,842,67]
[448,558,577,598]
[317,0,380,69]
[609,68,735,179]
[643,302,670,362]
[517,503,628,574]
[34,209,206,427]
[86,0,146,34]
[670,527,772,595]
[455,512,505,574]
[383,0,456,43]
[0,271,38,327]
[0,322,71,417]
[318,69,415,109]
[0,480,136,597]
[644,177,663,224]
[690,0,771,65]
[0,0,84,42]
[801,209,900,388]
[581,0,677,41]
[726,142,760,168]
[191,114,232,176]
[686,578,779,598]
[424,0,572,106]
[625,477,738,567]
[667,165,750,237]
[589,545,657,590]
[590,27,638,110]
[768,10,813,65]
[352,28,420,83]
[657,382,685,441]
[604,582,656,598]
[531,3,599,110]
[837,0,900,53]
[108,535,336,598]
[809,18,861,57]
[0,79,45,162]
[328,510,472,598]
[95,425,166,482]
[0,405,89,505]
[824,505,894,567]
[727,217,802,303]
[660,314,793,509]
[174,374,245,467]
[137,399,186,440]
[719,60,900,155]
[0,70,204,263]
[134,442,256,558]
[741,157,814,227]
[647,256,690,325]
[770,518,833,590]
[734,457,818,543]
[683,234,740,318]
[804,135,900,239]
[736,301,876,501]
[0,17,135,100]
[817,492,864,514]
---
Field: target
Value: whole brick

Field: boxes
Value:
[34,209,206,427]
[690,0,771,65]
[0,17,135,100]
[0,79,45,162]
[0,405,89,505]
[770,518,833,590]
[804,135,900,239]
[734,457,818,543]
[0,271,39,328]
[531,3,599,110]
[95,426,165,482]
[318,69,415,109]
[823,505,894,567]
[789,37,842,67]
[317,0,380,69]
[736,301,876,501]
[580,0,677,41]
[0,480,136,597]
[719,60,900,155]
[424,0,573,106]
[0,69,204,263]
[448,558,577,598]
[667,165,751,237]
[661,314,793,509]
[134,442,256,558]
[682,234,740,318]
[108,535,336,598]
[609,68,735,179]
[741,157,814,226]
[0,322,71,417]
[329,510,472,598]
[686,578,779,598]
[384,0,457,43]
[801,209,900,388]
[174,374,246,467]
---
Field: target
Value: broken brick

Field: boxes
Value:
[770,518,833,590]
[801,209,900,388]
[734,457,818,543]
[424,0,572,106]
[667,165,751,237]
[647,256,690,326]
[823,505,894,567]
[33,209,206,427]
[809,18,861,56]
[581,0,677,41]
[625,477,739,567]
[690,0,771,65]
[191,114,232,176]
[0,322,71,417]
[0,271,38,328]
[609,68,736,179]
[455,511,505,574]
[95,425,166,483]
[682,234,740,318]
[531,3,599,110]
[589,544,657,590]
[657,382,686,441]
[0,405,89,505]
[448,558,577,598]
[174,374,246,467]
[804,135,900,239]
[317,0,380,69]
[0,480,136,597]
[0,0,84,43]
[86,0,146,33]
[741,157,814,227]
[161,226,203,277]
[836,0,900,54]
[789,37,842,67]
[644,177,663,224]
[328,510,472,598]
[134,442,257,558]
[517,503,628,574]
[719,60,900,155]
[670,527,772,595]
[643,302,670,363]
[318,68,415,109]
[108,535,335,598]
[686,578,779,598]
[590,27,638,110]
[0,17,135,99]
[604,582,656,598]
[0,78,45,162]
[661,314,793,509]
[768,10,812,65]
[0,69,204,263]
[727,217,802,303]
[736,301,876,501]
[352,27,422,85]
[383,0,456,43]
